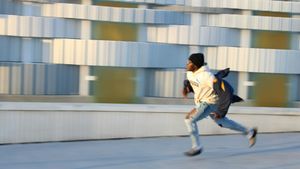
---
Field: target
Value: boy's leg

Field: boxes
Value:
[184,102,215,156]
[211,116,248,134]
[211,116,257,147]
[184,118,200,149]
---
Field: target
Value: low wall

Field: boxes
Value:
[0,102,300,144]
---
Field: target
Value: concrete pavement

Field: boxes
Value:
[0,133,300,169]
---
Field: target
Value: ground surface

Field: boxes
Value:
[0,133,299,169]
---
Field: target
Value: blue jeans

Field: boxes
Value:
[184,102,248,149]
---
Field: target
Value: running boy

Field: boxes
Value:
[183,53,257,157]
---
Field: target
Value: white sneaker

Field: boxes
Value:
[248,128,258,148]
[184,147,203,157]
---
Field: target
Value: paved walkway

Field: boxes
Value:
[0,133,299,169]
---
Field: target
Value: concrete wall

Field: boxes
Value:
[0,102,300,144]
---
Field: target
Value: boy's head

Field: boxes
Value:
[186,53,204,71]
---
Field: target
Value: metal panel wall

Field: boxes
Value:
[206,47,300,74]
[190,14,300,32]
[0,63,79,95]
[2,38,298,74]
[41,3,188,25]
[0,0,299,99]
[0,15,81,38]
[0,37,43,62]
[189,0,300,13]
[298,75,300,101]
[145,69,186,97]
[0,65,10,94]
[51,39,189,68]
[10,65,22,95]
[0,0,23,15]
[147,26,240,46]
[86,0,300,13]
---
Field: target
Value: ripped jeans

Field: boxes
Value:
[184,102,248,149]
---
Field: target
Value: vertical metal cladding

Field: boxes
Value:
[0,0,299,100]
[0,63,79,95]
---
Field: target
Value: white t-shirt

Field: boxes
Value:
[186,66,218,104]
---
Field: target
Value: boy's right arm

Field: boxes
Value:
[182,80,193,98]
[185,108,197,119]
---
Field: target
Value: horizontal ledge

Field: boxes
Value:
[0,102,300,116]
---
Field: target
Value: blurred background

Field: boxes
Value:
[0,0,300,107]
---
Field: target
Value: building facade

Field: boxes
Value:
[0,0,300,104]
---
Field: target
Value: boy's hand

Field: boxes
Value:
[182,87,189,98]
[210,112,221,120]
[182,80,193,98]
[185,108,197,119]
